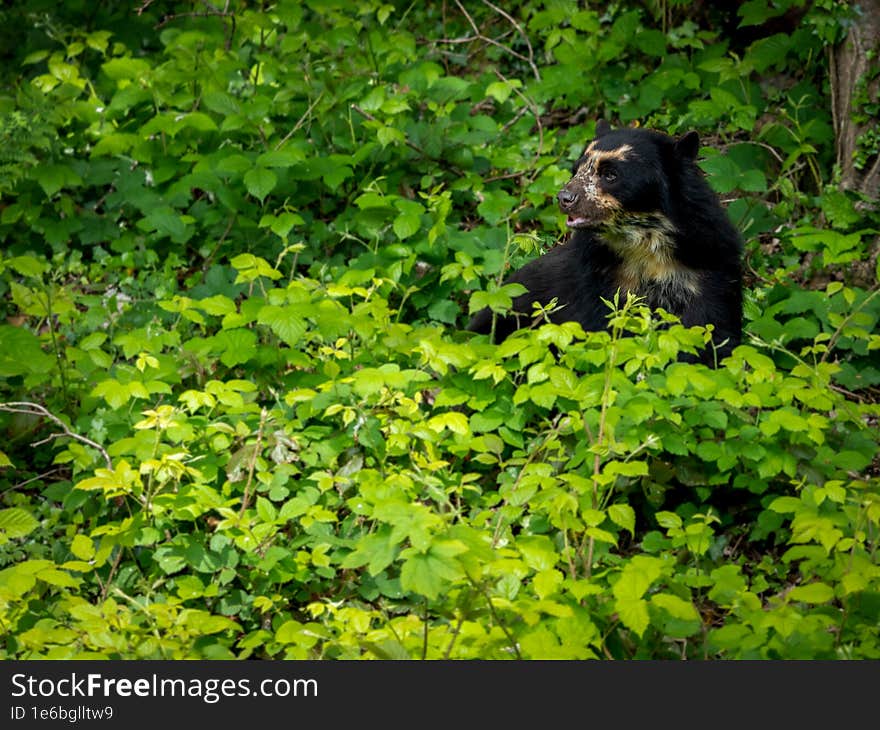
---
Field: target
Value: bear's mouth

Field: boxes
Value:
[566,215,602,229]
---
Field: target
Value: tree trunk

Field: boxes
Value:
[830,0,880,200]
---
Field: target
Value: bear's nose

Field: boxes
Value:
[557,189,578,210]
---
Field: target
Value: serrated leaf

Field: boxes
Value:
[0,325,53,377]
[244,167,277,201]
[257,304,307,346]
[7,255,47,278]
[70,534,95,561]
[426,412,470,435]
[651,592,699,621]
[256,496,277,523]
[212,328,257,367]
[144,205,187,241]
[32,163,82,198]
[608,504,635,536]
[399,541,466,600]
[615,596,650,637]
[0,508,39,541]
[788,582,834,604]
[341,528,399,575]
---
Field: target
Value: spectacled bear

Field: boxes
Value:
[467,121,743,365]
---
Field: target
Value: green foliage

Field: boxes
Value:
[0,0,878,660]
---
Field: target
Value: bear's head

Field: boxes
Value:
[557,120,699,232]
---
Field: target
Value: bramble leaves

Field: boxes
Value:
[0,0,877,661]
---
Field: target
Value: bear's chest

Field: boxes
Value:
[600,228,701,312]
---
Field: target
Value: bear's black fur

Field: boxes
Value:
[468,121,743,365]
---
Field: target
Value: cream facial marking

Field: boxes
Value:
[572,144,633,201]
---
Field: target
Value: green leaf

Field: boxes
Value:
[517,535,558,572]
[213,328,258,367]
[0,508,39,542]
[70,534,95,561]
[477,190,517,225]
[144,205,187,241]
[230,254,283,281]
[608,504,636,536]
[426,412,470,435]
[651,593,700,621]
[102,56,151,80]
[257,305,307,346]
[0,325,53,377]
[612,556,664,637]
[788,582,835,604]
[36,567,80,588]
[392,211,421,240]
[7,255,47,278]
[256,496,277,524]
[468,282,528,315]
[244,167,277,201]
[259,211,304,239]
[768,496,802,514]
[485,79,521,103]
[341,528,398,575]
[615,596,650,637]
[32,163,82,197]
[655,511,682,529]
[399,541,466,600]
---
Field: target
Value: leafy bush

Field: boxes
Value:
[1,0,878,659]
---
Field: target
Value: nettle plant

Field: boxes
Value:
[1,252,878,659]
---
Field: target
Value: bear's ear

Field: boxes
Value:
[594,119,612,138]
[674,131,700,160]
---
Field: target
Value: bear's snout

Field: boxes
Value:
[557,188,578,210]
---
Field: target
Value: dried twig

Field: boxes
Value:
[275,91,325,151]
[0,402,112,470]
[452,0,541,81]
[480,0,540,82]
[239,408,268,518]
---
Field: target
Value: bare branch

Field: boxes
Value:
[239,408,268,518]
[275,91,326,151]
[452,0,540,80]
[480,0,541,82]
[0,402,112,470]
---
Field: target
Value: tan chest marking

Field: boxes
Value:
[604,222,700,297]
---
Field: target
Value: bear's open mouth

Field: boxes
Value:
[566,215,600,229]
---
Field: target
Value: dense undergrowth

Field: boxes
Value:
[0,0,878,659]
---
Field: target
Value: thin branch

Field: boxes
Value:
[2,467,66,496]
[0,402,112,470]
[493,67,544,162]
[239,408,268,518]
[275,91,325,151]
[821,284,880,363]
[474,579,522,659]
[350,104,464,176]
[480,0,541,82]
[452,0,540,81]
[98,547,125,602]
[201,212,237,273]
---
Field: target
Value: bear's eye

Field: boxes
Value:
[600,168,618,183]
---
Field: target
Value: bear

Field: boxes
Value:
[467,121,744,366]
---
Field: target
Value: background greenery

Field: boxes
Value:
[1,0,878,659]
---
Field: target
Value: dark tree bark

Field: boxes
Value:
[830,0,880,200]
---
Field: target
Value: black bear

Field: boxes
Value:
[467,121,743,365]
